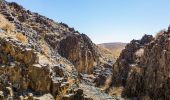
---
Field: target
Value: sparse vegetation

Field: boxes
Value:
[109,86,124,97]
[97,45,115,60]
[98,43,126,59]
[41,43,51,56]
[101,76,112,90]
[0,14,15,33]
[15,33,28,43]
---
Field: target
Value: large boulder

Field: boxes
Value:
[58,34,100,73]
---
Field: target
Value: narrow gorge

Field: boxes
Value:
[0,0,170,100]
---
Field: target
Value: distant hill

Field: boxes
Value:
[98,42,127,58]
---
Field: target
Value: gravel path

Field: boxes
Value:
[80,83,124,100]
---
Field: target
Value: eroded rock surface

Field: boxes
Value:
[0,36,78,99]
[112,34,153,86]
[111,31,170,99]
[58,34,100,73]
[0,0,115,99]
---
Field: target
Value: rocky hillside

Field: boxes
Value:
[111,30,170,99]
[99,43,126,59]
[0,0,115,99]
[1,0,170,100]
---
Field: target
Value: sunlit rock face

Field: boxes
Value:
[112,32,170,99]
[0,0,113,99]
[0,37,78,99]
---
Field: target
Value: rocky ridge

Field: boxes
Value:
[111,30,170,99]
[0,0,117,99]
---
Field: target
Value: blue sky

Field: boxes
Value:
[6,0,170,43]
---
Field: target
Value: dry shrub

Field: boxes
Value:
[0,14,15,32]
[109,86,124,97]
[101,76,112,90]
[16,33,28,43]
[41,44,51,56]
[56,83,70,100]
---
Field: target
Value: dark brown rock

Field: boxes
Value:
[111,32,170,99]
[112,35,154,86]
[58,34,100,73]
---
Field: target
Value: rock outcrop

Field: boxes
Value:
[112,34,154,86]
[111,31,170,99]
[58,34,99,73]
[0,0,114,99]
[0,35,78,99]
[0,0,105,75]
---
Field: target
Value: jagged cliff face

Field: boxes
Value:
[112,35,154,86]
[112,32,170,99]
[0,0,110,99]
